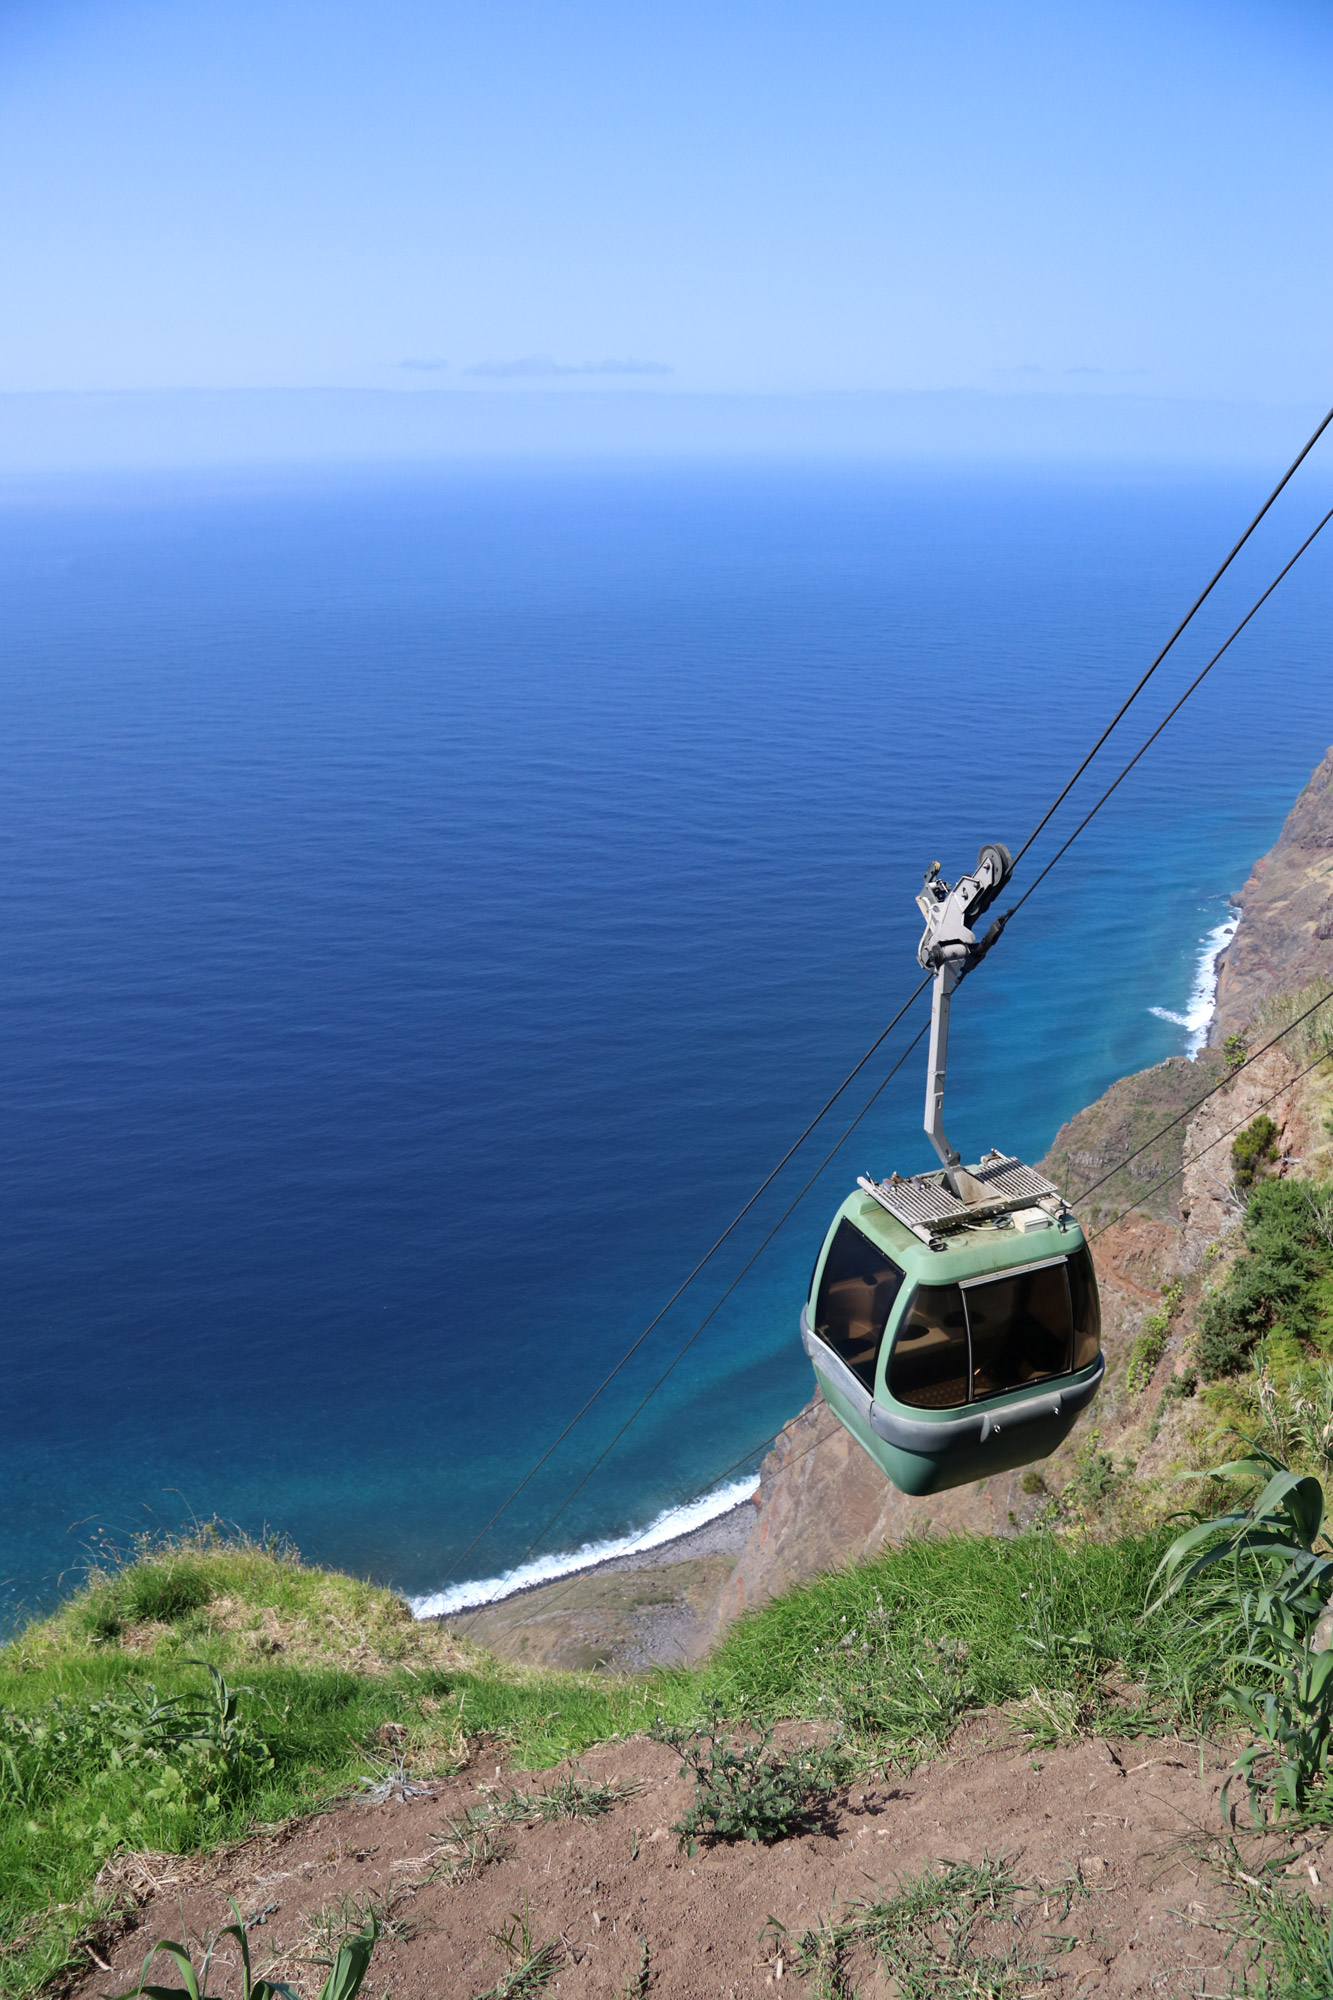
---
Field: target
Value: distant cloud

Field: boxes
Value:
[399,358,448,372]
[466,354,672,379]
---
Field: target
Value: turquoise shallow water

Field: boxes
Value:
[3,456,1332,1629]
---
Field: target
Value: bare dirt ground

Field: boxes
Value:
[75,1725,1288,2000]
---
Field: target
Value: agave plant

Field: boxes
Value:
[1147,1438,1333,1637]
[1149,1437,1333,1818]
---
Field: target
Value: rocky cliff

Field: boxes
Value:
[1211,744,1333,1041]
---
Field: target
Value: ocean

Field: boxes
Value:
[3,455,1332,1632]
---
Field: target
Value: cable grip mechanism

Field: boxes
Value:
[914,843,1012,1199]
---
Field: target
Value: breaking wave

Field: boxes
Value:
[409,1472,760,1619]
[1149,906,1240,1057]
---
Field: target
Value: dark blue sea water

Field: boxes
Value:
[4,457,1332,1630]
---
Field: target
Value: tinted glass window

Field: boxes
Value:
[1068,1245,1101,1369]
[888,1283,969,1409]
[814,1220,905,1391]
[966,1262,1072,1401]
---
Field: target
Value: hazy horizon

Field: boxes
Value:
[1,0,1329,418]
[1,384,1326,476]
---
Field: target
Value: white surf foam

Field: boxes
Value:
[410,1472,761,1620]
[1149,906,1240,1057]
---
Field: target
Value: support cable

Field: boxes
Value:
[1087,1042,1332,1243]
[1070,988,1333,1210]
[964,500,1333,978]
[460,1019,931,1631]
[1009,404,1333,873]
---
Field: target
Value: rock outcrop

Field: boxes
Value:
[1211,745,1333,1042]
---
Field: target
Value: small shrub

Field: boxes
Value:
[1196,1180,1332,1380]
[1127,1278,1184,1394]
[1233,1113,1280,1192]
[652,1703,844,1854]
[1019,1470,1046,1496]
[1224,1032,1249,1072]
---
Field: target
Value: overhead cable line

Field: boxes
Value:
[1070,987,1333,1209]
[438,974,932,1592]
[965,499,1333,976]
[462,1019,932,1630]
[1088,1040,1333,1242]
[1009,403,1333,874]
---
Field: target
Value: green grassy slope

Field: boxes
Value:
[0,1524,1222,1998]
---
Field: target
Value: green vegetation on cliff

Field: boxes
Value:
[1197,1179,1333,1382]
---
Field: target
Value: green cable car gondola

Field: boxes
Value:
[800,843,1104,1495]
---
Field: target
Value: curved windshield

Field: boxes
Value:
[887,1282,968,1408]
[1068,1245,1101,1369]
[814,1220,905,1392]
[966,1262,1071,1401]
[886,1249,1101,1411]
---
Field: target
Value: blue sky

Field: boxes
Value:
[0,0,1329,402]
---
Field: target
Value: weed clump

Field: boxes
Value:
[1233,1113,1281,1192]
[652,1703,844,1854]
[110,1898,379,2000]
[786,1855,1074,1999]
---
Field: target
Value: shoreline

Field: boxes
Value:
[426,1495,757,1624]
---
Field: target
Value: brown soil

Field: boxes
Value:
[77,1728,1275,1999]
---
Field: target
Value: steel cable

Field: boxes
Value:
[978,505,1333,949]
[435,975,931,1595]
[1008,402,1333,873]
[1088,1042,1333,1243]
[459,1019,931,1630]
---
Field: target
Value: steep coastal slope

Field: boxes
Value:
[1212,744,1333,1041]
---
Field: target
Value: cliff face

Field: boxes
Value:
[1211,745,1333,1042]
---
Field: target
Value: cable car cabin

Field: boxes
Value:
[800,1158,1103,1496]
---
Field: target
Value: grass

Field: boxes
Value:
[0,1533,683,1999]
[1225,1873,1333,1998]
[0,1520,1283,1997]
[703,1524,1219,1755]
[784,1855,1077,2000]
[474,1902,563,1999]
